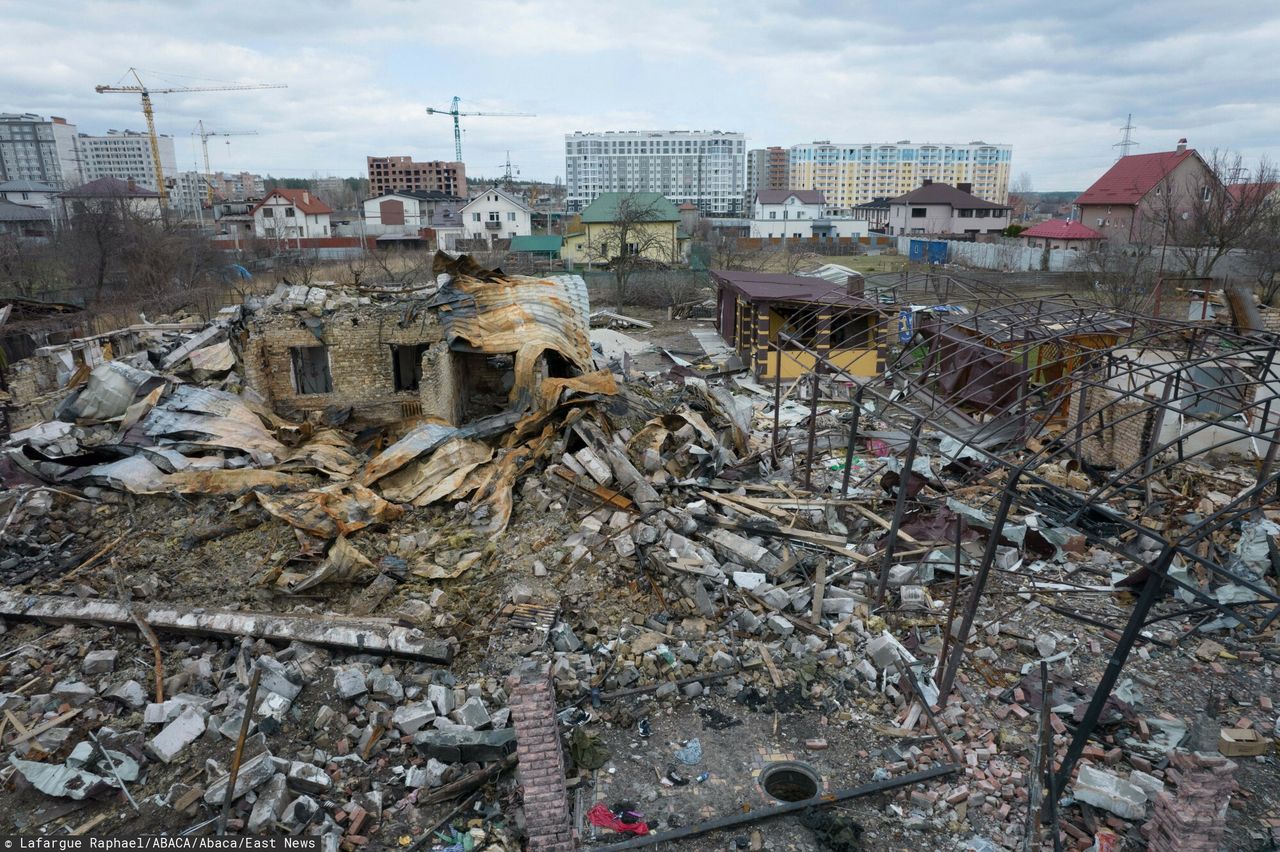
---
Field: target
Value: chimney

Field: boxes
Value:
[846,273,864,297]
[127,178,137,193]
[302,191,310,204]
[1176,138,1187,153]
[922,178,933,186]
[957,182,972,194]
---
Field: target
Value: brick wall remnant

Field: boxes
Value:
[505,662,573,851]
[1142,750,1237,852]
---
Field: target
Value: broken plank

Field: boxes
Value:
[550,466,633,511]
[0,593,453,663]
[754,641,783,688]
[8,708,81,745]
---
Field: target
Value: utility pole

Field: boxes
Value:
[1113,114,1138,161]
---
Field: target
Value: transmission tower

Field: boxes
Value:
[1113,114,1138,161]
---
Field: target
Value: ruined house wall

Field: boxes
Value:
[1065,385,1154,471]
[6,357,63,431]
[240,305,444,425]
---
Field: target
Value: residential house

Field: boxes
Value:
[252,188,333,240]
[0,179,57,210]
[212,199,258,242]
[57,177,162,224]
[850,197,891,230]
[362,190,465,248]
[1019,220,1103,251]
[507,235,563,260]
[1073,140,1216,244]
[460,186,532,244]
[749,189,868,240]
[0,199,53,240]
[887,180,1012,236]
[562,192,685,265]
[712,269,884,379]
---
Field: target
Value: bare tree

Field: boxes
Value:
[1244,202,1280,306]
[706,231,769,272]
[582,193,678,306]
[1149,150,1277,278]
[1073,241,1158,313]
[1011,172,1034,195]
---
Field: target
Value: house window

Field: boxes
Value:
[911,207,926,218]
[958,209,973,218]
[390,344,428,391]
[262,207,273,217]
[488,211,500,222]
[285,208,296,217]
[507,212,516,221]
[472,212,481,222]
[290,346,332,394]
[769,211,777,219]
[1201,185,1211,202]
[975,209,990,218]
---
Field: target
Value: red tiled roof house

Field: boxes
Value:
[252,188,334,240]
[1018,219,1102,251]
[1073,140,1216,244]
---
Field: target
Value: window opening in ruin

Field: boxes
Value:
[290,345,332,394]
[391,343,429,392]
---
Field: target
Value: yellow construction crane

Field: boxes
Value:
[95,68,285,207]
[194,121,258,206]
[426,96,534,162]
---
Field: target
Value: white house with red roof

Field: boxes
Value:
[1073,139,1216,244]
[252,188,333,240]
[1018,219,1102,251]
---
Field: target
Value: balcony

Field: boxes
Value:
[484,220,501,230]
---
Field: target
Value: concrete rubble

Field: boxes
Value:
[0,259,1277,850]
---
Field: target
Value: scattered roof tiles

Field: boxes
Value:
[888,183,1008,210]
[755,189,825,205]
[1074,149,1197,206]
[1020,219,1102,240]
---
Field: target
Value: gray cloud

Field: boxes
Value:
[1,0,1275,189]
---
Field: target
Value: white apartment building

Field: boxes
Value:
[565,130,746,216]
[78,130,177,194]
[460,186,532,243]
[789,140,1012,208]
[0,114,81,188]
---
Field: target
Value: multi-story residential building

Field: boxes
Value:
[77,130,177,194]
[210,171,266,201]
[460,186,531,244]
[1073,140,1215,245]
[789,140,1012,208]
[367,156,467,197]
[565,130,746,216]
[886,180,1012,236]
[746,147,790,205]
[0,114,81,188]
[167,171,212,217]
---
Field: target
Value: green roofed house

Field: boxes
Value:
[563,192,687,266]
[507,234,563,258]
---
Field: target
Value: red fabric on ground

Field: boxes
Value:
[587,803,650,835]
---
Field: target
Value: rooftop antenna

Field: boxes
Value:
[1114,114,1138,161]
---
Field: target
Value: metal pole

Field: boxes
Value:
[840,386,866,497]
[1052,548,1170,794]
[874,417,922,605]
[218,664,262,835]
[937,471,1021,701]
[803,366,821,491]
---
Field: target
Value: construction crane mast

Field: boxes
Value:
[95,68,285,207]
[425,96,534,162]
[194,121,258,206]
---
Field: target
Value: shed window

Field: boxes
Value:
[911,207,926,218]
[391,344,429,391]
[290,346,332,394]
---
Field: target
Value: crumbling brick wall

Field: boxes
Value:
[240,304,444,425]
[1064,385,1154,471]
[506,663,573,852]
[7,357,64,430]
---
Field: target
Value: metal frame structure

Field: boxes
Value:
[722,265,1280,842]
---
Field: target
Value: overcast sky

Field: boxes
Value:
[4,0,1278,191]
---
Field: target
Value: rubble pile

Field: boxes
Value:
[1,258,1278,850]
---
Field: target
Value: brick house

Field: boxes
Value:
[236,256,592,427]
[1073,140,1217,245]
[886,181,1012,236]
